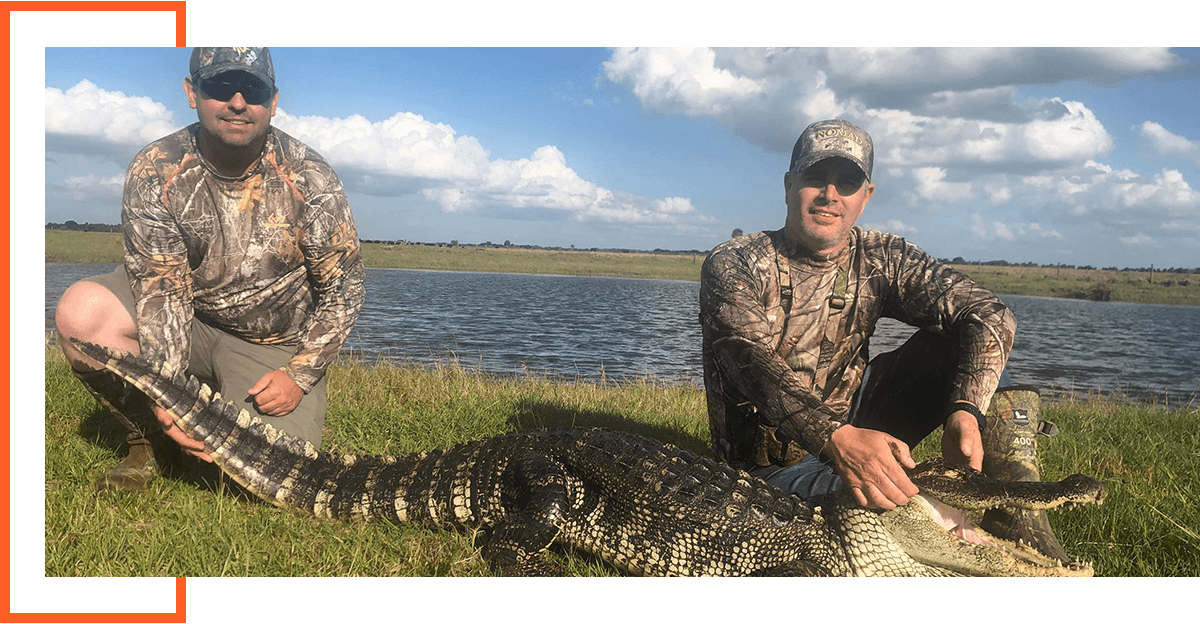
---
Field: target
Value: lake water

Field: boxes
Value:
[44,263,1200,404]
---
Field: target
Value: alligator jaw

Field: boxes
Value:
[883,493,1095,576]
[907,459,1107,511]
[878,459,1105,576]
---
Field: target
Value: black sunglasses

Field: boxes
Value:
[198,77,275,106]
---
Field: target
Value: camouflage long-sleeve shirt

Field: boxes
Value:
[122,123,366,393]
[700,228,1015,469]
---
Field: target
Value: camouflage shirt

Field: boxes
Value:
[700,228,1015,469]
[122,123,366,393]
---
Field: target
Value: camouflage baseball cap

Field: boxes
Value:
[789,119,874,181]
[189,47,275,91]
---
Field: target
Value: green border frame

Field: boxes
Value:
[14,1,1195,624]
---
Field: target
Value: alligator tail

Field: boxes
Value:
[69,339,487,528]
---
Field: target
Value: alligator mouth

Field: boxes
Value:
[915,494,1095,574]
[884,460,1106,576]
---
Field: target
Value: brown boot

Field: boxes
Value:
[979,386,1074,563]
[95,434,159,491]
[74,368,164,492]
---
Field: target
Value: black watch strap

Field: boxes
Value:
[947,401,987,433]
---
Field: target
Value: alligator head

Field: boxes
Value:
[878,459,1105,576]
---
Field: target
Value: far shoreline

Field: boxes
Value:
[45,230,1200,306]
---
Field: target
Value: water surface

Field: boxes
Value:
[44,263,1200,403]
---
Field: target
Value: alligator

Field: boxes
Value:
[73,338,1105,577]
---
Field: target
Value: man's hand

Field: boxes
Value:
[824,424,919,510]
[247,369,304,417]
[942,409,984,471]
[154,405,212,462]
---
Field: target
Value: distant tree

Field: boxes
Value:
[504,240,512,247]
[731,228,743,238]
[450,239,458,248]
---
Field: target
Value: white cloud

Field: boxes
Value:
[272,111,704,229]
[824,48,1182,99]
[45,80,180,155]
[1135,121,1200,161]
[861,218,918,236]
[984,183,1012,204]
[1018,163,1200,223]
[1120,233,1154,245]
[970,213,1063,242]
[601,48,767,117]
[906,167,974,206]
[1110,169,1200,215]
[602,48,1125,170]
[44,81,707,232]
[51,174,124,203]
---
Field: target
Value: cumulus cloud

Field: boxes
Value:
[273,111,705,228]
[869,100,1114,170]
[601,47,1136,171]
[49,174,125,204]
[823,48,1183,109]
[599,47,1193,259]
[45,80,181,159]
[45,81,708,232]
[1135,121,1200,161]
[970,214,1062,242]
[1120,233,1154,245]
[905,167,974,206]
[601,48,767,117]
[1018,163,1200,223]
[860,218,918,236]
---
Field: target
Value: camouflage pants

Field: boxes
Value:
[82,267,327,447]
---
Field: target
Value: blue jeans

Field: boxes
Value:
[750,329,1014,499]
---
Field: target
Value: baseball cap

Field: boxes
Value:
[189,47,276,91]
[789,119,874,181]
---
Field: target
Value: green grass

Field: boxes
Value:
[952,264,1200,307]
[45,342,1200,577]
[45,230,1199,305]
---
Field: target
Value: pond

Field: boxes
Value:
[44,263,1200,403]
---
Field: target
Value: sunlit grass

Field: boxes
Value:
[45,341,1198,577]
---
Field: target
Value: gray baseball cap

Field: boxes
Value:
[189,47,276,91]
[789,119,874,181]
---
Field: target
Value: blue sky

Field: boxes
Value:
[45,46,1200,269]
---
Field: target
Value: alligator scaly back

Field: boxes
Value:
[72,339,1104,577]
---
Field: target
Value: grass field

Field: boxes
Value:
[45,230,1200,305]
[43,343,1200,577]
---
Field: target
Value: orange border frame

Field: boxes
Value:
[2,2,187,622]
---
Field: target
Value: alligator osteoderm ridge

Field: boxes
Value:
[72,339,1105,577]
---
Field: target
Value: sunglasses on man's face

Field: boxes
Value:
[198,77,274,106]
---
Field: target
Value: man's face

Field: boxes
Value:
[783,157,875,255]
[184,70,278,151]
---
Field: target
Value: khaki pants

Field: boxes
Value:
[83,267,326,447]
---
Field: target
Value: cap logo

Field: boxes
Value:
[813,127,863,145]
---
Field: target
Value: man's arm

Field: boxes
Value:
[122,152,195,379]
[279,168,366,396]
[123,151,215,459]
[884,237,1015,473]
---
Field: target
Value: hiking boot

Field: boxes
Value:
[74,368,163,492]
[979,385,1074,563]
[95,434,159,492]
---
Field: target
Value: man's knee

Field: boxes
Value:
[55,280,137,366]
